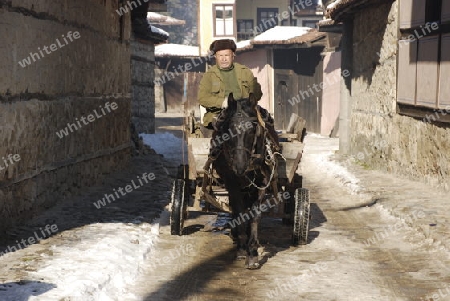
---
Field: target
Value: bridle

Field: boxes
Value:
[202,98,283,195]
[222,101,264,175]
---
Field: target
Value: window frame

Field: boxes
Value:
[256,8,279,33]
[237,19,254,41]
[397,0,450,123]
[212,4,236,38]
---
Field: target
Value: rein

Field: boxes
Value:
[203,98,283,193]
[224,100,261,172]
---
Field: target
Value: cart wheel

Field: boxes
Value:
[292,188,310,246]
[171,179,187,235]
[282,174,302,225]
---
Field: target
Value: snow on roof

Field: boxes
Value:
[150,25,169,38]
[147,12,185,26]
[326,0,343,10]
[325,0,375,19]
[252,26,312,44]
[318,18,336,26]
[155,43,202,58]
[236,39,253,52]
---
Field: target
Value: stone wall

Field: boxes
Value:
[131,39,156,133]
[0,0,132,233]
[350,0,450,190]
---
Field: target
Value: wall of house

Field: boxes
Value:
[236,0,289,26]
[321,51,341,136]
[131,39,155,133]
[198,0,236,55]
[350,1,450,189]
[235,49,273,113]
[0,0,132,233]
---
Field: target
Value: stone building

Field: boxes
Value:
[323,0,450,189]
[0,0,165,234]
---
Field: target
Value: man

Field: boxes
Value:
[198,39,279,150]
[198,39,263,129]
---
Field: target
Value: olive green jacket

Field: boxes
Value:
[198,62,263,126]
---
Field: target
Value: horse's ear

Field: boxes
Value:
[227,93,236,108]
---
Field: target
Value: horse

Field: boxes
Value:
[210,93,279,269]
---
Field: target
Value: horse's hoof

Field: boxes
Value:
[245,256,260,269]
[245,262,260,270]
[236,249,246,260]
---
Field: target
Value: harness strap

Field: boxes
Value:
[256,109,266,128]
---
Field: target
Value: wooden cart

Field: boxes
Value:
[170,112,310,246]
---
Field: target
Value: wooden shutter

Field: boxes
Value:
[442,0,450,22]
[416,36,439,108]
[399,0,426,29]
[439,34,450,107]
[397,40,417,105]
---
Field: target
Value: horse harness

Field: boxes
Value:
[203,101,281,191]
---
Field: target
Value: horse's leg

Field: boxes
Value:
[245,190,264,269]
[214,158,246,258]
[228,188,247,260]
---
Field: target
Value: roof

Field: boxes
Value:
[155,27,327,58]
[155,43,203,58]
[325,0,391,21]
[252,26,311,44]
[318,18,336,27]
[147,25,169,43]
[251,26,326,46]
[147,12,185,26]
[236,40,253,52]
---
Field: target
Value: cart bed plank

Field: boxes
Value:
[188,138,303,184]
[277,141,304,183]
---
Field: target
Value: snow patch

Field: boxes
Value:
[0,223,160,301]
[140,132,187,165]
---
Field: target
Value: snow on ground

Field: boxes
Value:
[1,131,409,301]
[0,132,185,301]
[140,132,187,166]
[0,223,159,301]
[303,133,364,195]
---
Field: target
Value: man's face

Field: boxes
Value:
[215,49,234,69]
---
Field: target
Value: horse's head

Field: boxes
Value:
[218,93,263,176]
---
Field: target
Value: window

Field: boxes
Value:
[293,0,319,15]
[237,19,254,41]
[397,0,450,121]
[257,8,279,33]
[302,20,318,28]
[213,4,234,37]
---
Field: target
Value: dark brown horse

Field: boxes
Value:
[212,93,278,269]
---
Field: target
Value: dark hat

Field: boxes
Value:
[209,39,237,54]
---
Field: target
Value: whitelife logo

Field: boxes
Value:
[93,172,156,209]
[0,154,21,172]
[18,31,81,68]
[116,0,149,16]
[55,102,118,139]
[0,224,59,256]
